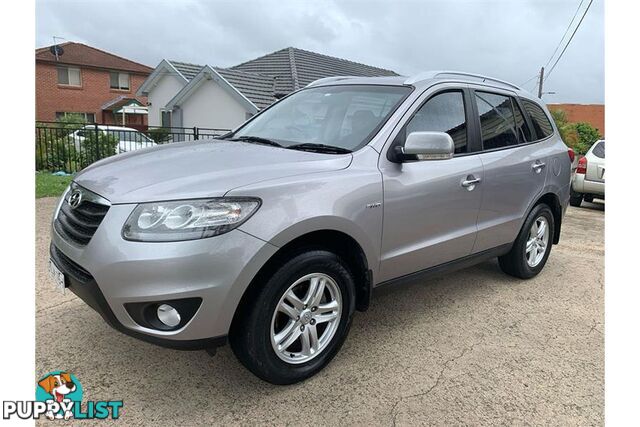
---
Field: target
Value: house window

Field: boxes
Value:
[57,67,81,86]
[110,72,130,90]
[55,112,95,123]
[161,110,172,127]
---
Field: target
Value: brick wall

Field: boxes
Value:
[548,104,605,137]
[35,62,149,124]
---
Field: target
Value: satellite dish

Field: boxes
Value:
[49,45,64,57]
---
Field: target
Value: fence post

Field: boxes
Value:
[194,126,199,140]
[94,123,100,162]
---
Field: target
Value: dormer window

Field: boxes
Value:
[110,72,130,90]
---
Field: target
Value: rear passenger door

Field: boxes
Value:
[470,88,549,253]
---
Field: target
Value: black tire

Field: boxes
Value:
[584,195,594,203]
[569,190,583,207]
[230,250,356,385]
[498,204,555,279]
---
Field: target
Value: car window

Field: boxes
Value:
[475,92,518,150]
[234,85,411,151]
[592,140,605,158]
[405,91,468,154]
[521,99,554,139]
[513,100,533,143]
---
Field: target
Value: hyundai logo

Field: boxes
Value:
[69,190,82,209]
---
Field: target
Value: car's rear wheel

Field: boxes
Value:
[230,250,355,384]
[499,204,555,279]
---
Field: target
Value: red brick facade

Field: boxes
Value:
[35,43,152,127]
[548,104,605,137]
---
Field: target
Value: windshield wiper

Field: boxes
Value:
[286,143,352,154]
[231,135,283,148]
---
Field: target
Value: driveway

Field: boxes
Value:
[36,197,604,426]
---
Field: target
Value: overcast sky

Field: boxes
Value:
[36,0,604,104]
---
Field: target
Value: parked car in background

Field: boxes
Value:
[50,72,571,384]
[570,139,605,206]
[69,125,156,154]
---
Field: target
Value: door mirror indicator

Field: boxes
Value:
[397,132,454,162]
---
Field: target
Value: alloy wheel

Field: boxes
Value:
[525,216,550,267]
[270,273,342,364]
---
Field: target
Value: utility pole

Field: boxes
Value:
[537,66,545,98]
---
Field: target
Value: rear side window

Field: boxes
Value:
[513,101,533,142]
[405,91,468,154]
[521,99,554,139]
[475,92,518,149]
[592,140,605,158]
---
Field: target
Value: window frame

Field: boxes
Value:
[468,87,553,154]
[386,87,477,161]
[109,71,131,91]
[57,66,82,87]
[473,90,522,151]
[55,112,95,123]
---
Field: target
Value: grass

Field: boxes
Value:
[36,173,73,198]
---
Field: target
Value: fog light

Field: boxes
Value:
[157,304,181,328]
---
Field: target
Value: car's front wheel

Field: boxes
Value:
[230,250,355,384]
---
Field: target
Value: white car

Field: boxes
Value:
[570,139,605,206]
[69,125,157,154]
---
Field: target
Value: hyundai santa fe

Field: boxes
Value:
[49,71,572,384]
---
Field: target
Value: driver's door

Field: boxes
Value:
[378,86,483,282]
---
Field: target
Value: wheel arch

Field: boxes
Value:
[230,229,372,338]
[533,192,563,244]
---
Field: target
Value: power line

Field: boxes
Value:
[544,0,594,82]
[543,0,586,69]
[519,73,539,86]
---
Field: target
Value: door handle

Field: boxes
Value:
[532,161,546,173]
[461,176,481,188]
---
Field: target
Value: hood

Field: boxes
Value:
[75,140,352,204]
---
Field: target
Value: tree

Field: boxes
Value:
[550,109,601,155]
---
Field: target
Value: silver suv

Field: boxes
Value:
[50,71,571,384]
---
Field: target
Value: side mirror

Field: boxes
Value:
[395,131,454,162]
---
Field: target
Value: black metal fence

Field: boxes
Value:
[35,122,230,173]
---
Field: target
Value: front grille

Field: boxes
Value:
[54,188,110,246]
[50,244,94,284]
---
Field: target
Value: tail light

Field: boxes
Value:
[567,148,575,163]
[576,156,587,174]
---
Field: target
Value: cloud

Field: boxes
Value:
[36,0,603,103]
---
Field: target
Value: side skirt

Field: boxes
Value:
[374,243,512,291]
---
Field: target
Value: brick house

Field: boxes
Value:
[548,103,605,137]
[36,42,153,128]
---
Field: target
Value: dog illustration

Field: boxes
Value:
[38,372,76,420]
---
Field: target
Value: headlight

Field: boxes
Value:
[122,197,261,242]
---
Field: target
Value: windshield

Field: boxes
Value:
[232,85,411,152]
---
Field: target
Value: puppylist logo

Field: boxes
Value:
[3,371,123,420]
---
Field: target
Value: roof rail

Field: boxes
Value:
[404,70,522,91]
[306,76,357,87]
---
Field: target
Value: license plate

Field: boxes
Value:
[49,259,66,294]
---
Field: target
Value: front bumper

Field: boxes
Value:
[51,202,278,348]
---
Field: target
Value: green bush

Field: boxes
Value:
[145,127,172,144]
[76,130,119,169]
[550,109,601,155]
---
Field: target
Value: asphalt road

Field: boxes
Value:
[36,197,604,426]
